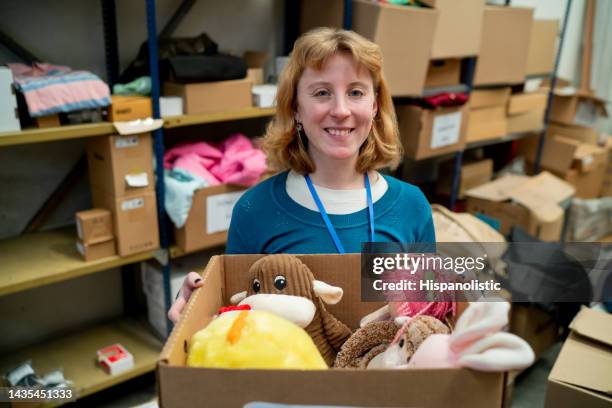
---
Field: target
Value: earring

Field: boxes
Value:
[296,122,303,132]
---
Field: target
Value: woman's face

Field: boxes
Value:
[295,53,378,166]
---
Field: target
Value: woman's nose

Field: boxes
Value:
[330,96,350,118]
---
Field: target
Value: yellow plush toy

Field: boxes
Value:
[187,310,328,369]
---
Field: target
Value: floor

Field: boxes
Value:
[73,342,563,408]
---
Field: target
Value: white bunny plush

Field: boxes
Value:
[405,301,535,372]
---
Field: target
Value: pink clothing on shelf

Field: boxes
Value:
[163,134,267,187]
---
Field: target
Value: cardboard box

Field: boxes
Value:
[550,89,608,128]
[510,304,559,360]
[108,95,152,122]
[352,0,438,96]
[437,158,493,198]
[92,189,160,257]
[466,105,508,143]
[34,114,60,128]
[425,59,462,88]
[76,238,116,262]
[470,87,511,109]
[163,79,252,115]
[175,184,248,252]
[521,135,607,199]
[299,0,344,34]
[546,307,612,407]
[526,20,559,75]
[507,92,548,134]
[0,67,20,133]
[397,104,467,160]
[87,132,154,198]
[547,122,600,146]
[474,6,534,85]
[421,0,485,58]
[75,208,113,245]
[158,254,506,408]
[465,171,575,241]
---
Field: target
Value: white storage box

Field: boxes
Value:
[252,84,277,108]
[0,67,20,133]
[160,96,183,117]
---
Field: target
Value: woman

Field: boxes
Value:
[168,28,435,323]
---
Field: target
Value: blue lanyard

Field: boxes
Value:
[304,173,375,254]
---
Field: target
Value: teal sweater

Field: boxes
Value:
[226,171,435,254]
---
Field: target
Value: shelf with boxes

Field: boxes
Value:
[0,122,115,148]
[0,318,161,402]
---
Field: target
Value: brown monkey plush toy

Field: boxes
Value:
[230,254,352,366]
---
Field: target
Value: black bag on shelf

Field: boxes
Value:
[119,32,221,83]
[164,54,246,83]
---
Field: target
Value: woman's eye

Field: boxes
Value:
[349,89,365,97]
[313,89,330,97]
[252,279,261,293]
[274,275,287,290]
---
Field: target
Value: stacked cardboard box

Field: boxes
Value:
[397,103,468,160]
[466,87,510,143]
[175,184,248,253]
[526,20,559,76]
[507,91,548,134]
[75,209,116,262]
[473,6,533,86]
[546,307,612,407]
[107,95,152,122]
[465,171,575,241]
[87,125,160,256]
[437,158,493,198]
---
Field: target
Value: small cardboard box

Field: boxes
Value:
[437,158,493,198]
[507,92,548,134]
[87,132,154,198]
[465,171,575,241]
[76,238,116,262]
[466,105,508,143]
[158,254,506,408]
[92,189,160,257]
[526,20,559,76]
[546,307,612,407]
[108,95,152,122]
[425,59,462,88]
[470,87,511,109]
[421,0,486,58]
[163,79,252,115]
[175,184,248,252]
[352,0,438,96]
[474,6,534,85]
[397,104,467,160]
[75,208,113,245]
[550,89,609,128]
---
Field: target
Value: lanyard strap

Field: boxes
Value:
[304,173,375,254]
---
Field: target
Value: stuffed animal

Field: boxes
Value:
[187,309,327,369]
[230,254,352,366]
[406,301,535,372]
[334,315,450,369]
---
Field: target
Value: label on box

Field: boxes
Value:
[115,136,139,148]
[431,111,462,149]
[121,197,144,211]
[206,191,245,234]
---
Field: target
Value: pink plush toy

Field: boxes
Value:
[406,301,534,372]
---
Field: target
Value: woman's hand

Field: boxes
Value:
[167,272,204,324]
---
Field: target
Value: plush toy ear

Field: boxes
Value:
[230,291,247,305]
[360,305,391,327]
[312,280,343,304]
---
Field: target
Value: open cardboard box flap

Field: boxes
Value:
[465,172,574,223]
[549,307,612,397]
[158,254,506,408]
[550,87,609,118]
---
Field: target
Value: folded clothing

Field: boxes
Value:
[164,168,207,229]
[8,62,111,117]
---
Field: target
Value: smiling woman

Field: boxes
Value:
[168,28,436,324]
